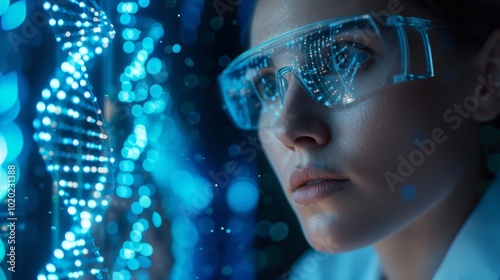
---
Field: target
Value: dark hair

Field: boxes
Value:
[420,1,500,183]
[416,0,500,50]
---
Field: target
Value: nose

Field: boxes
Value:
[272,73,332,151]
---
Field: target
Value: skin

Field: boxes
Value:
[250,0,500,278]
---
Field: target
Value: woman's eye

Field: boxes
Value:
[332,43,373,72]
[256,74,279,99]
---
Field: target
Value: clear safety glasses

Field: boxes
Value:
[218,14,453,130]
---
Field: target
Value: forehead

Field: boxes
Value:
[249,0,437,47]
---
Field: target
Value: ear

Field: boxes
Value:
[473,29,500,123]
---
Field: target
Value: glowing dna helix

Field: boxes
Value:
[33,0,115,279]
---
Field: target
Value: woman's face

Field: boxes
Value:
[252,0,483,252]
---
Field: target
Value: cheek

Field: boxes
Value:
[259,129,291,181]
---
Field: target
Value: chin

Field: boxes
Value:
[305,228,366,254]
[300,211,381,254]
[300,213,361,254]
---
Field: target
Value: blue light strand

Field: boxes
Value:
[110,1,215,279]
[33,0,115,279]
[111,2,170,279]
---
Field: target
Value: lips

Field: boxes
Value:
[289,166,349,192]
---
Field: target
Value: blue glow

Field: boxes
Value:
[123,41,135,54]
[149,23,164,39]
[138,185,150,196]
[0,134,6,165]
[142,37,154,54]
[140,244,153,257]
[117,185,133,198]
[227,181,259,213]
[0,168,8,200]
[138,0,150,8]
[139,196,151,208]
[146,58,162,75]
[0,99,20,125]
[149,84,162,98]
[123,28,140,40]
[152,212,162,228]
[1,0,25,30]
[0,0,9,16]
[131,105,143,117]
[120,13,131,25]
[1,122,23,163]
[172,217,199,247]
[118,173,134,185]
[0,72,18,114]
[269,222,289,241]
[119,160,135,172]
[131,202,143,214]
[172,44,181,53]
[401,185,417,201]
[171,170,195,202]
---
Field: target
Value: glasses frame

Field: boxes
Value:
[218,13,455,130]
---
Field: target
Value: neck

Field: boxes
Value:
[374,150,483,280]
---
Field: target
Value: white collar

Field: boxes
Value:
[432,175,500,279]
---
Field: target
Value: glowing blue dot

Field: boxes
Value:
[136,88,148,101]
[123,41,135,53]
[127,259,140,270]
[0,0,10,16]
[131,201,143,214]
[54,249,64,259]
[137,50,148,61]
[1,0,26,30]
[56,90,66,100]
[42,117,50,126]
[146,58,162,75]
[49,78,60,89]
[152,211,162,228]
[270,222,289,241]
[45,263,56,273]
[150,23,164,39]
[139,196,151,208]
[119,13,131,25]
[400,185,417,201]
[112,272,125,280]
[0,71,18,114]
[149,84,162,98]
[142,37,154,54]
[122,28,138,40]
[138,0,150,8]
[131,104,143,117]
[227,181,258,213]
[41,89,50,99]
[116,185,132,198]
[1,122,23,163]
[172,44,181,53]
[130,230,142,242]
[119,160,135,172]
[118,172,134,185]
[140,243,153,257]
[143,101,155,114]
[138,185,151,196]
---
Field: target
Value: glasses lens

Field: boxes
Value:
[295,17,391,108]
[220,15,400,130]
